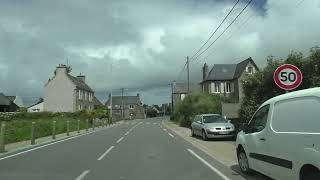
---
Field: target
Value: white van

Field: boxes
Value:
[236,87,320,180]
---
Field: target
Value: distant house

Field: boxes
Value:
[172,82,201,112]
[6,96,24,108]
[93,96,103,109]
[105,93,145,120]
[44,64,96,112]
[28,98,44,113]
[200,57,259,118]
[0,93,19,112]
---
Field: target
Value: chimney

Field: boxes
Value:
[77,73,85,82]
[55,64,67,76]
[137,93,140,97]
[202,63,208,81]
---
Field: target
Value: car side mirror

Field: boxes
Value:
[227,120,231,123]
[197,120,202,124]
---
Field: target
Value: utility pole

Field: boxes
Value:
[187,56,190,93]
[109,61,113,124]
[121,88,124,120]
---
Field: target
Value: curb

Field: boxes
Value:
[0,122,120,160]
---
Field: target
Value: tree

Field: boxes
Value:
[172,93,222,127]
[239,47,320,123]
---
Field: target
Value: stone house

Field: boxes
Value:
[105,93,145,120]
[6,96,24,108]
[172,82,201,112]
[200,57,259,118]
[44,64,96,112]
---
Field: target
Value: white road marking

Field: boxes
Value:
[168,133,174,138]
[75,170,90,180]
[187,149,231,180]
[97,146,115,161]
[163,128,167,131]
[116,137,124,143]
[124,132,130,136]
[0,130,100,161]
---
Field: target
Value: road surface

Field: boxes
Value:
[0,117,248,180]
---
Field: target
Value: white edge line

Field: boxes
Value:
[163,129,167,131]
[168,133,174,138]
[97,146,115,161]
[116,137,124,143]
[124,132,129,136]
[187,149,231,180]
[0,130,97,161]
[75,170,90,180]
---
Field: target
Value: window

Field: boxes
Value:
[85,92,87,100]
[214,82,221,93]
[248,105,270,133]
[181,94,186,100]
[203,115,226,123]
[272,97,320,133]
[78,105,82,110]
[247,66,253,74]
[226,82,231,93]
[129,105,134,109]
[78,90,81,99]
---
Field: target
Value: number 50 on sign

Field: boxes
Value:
[274,64,303,91]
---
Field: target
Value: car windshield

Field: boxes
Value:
[203,115,226,123]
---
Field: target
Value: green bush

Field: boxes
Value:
[239,47,320,123]
[172,93,222,127]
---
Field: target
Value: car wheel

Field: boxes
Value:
[191,128,195,137]
[302,170,320,180]
[237,148,252,174]
[202,130,208,141]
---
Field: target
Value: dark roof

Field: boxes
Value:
[204,57,258,81]
[105,96,141,106]
[173,83,201,94]
[0,93,13,106]
[6,96,16,102]
[206,64,237,81]
[93,96,103,106]
[28,98,44,108]
[67,74,94,92]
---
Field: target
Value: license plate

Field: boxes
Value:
[219,131,230,135]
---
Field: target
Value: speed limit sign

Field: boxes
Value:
[274,64,302,91]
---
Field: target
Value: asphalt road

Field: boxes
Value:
[0,117,248,180]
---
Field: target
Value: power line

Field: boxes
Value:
[190,0,240,60]
[196,0,260,64]
[192,0,254,63]
[176,61,187,81]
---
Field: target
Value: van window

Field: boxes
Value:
[272,96,320,133]
[248,105,270,133]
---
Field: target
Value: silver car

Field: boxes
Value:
[190,114,235,141]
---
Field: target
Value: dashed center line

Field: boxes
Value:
[168,133,174,138]
[97,146,114,161]
[124,132,130,136]
[116,137,124,143]
[187,149,231,180]
[75,170,90,180]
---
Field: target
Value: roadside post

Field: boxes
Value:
[0,121,6,153]
[66,120,70,136]
[86,119,89,132]
[77,120,80,133]
[31,121,36,145]
[52,121,56,139]
[92,119,95,131]
[274,64,302,92]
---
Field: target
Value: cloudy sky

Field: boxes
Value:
[0,0,319,106]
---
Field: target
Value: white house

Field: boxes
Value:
[28,99,44,112]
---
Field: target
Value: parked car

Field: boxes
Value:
[190,114,235,141]
[236,87,320,180]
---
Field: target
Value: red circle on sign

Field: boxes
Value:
[274,64,302,90]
